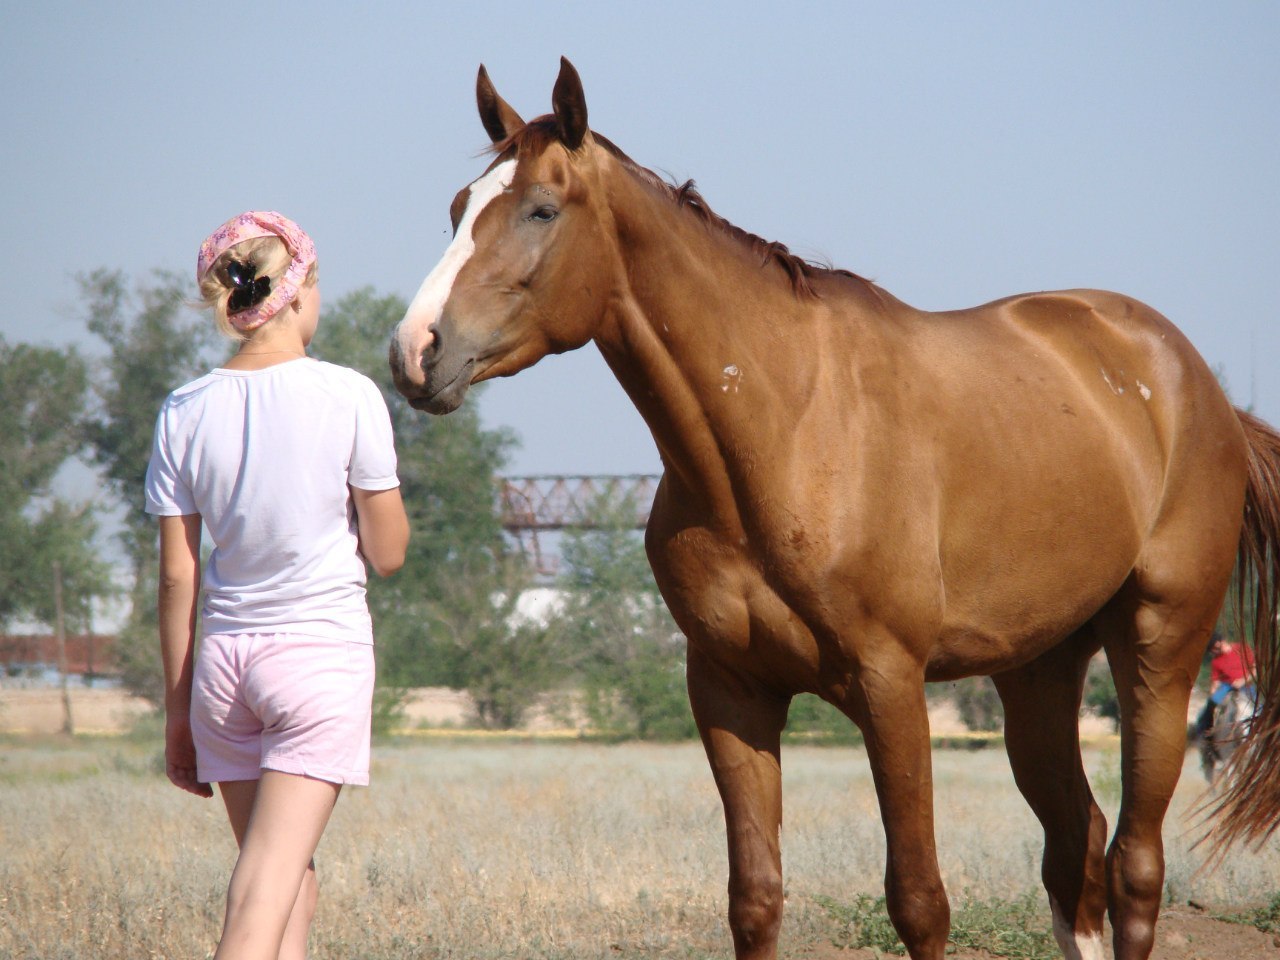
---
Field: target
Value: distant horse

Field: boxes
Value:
[390,59,1280,960]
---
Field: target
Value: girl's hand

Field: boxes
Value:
[165,713,213,798]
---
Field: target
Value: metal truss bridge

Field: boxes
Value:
[498,474,661,576]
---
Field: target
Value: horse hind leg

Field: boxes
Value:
[1097,575,1223,960]
[992,629,1108,960]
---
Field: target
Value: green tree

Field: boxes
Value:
[0,338,86,500]
[422,558,563,728]
[555,493,695,740]
[81,269,214,703]
[0,337,111,639]
[22,501,114,636]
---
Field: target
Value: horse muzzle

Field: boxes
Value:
[388,324,476,415]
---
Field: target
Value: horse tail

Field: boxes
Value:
[1205,408,1280,854]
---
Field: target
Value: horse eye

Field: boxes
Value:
[529,206,558,224]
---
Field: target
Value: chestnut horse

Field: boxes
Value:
[390,59,1280,960]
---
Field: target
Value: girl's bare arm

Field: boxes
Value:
[158,513,212,798]
[351,486,410,577]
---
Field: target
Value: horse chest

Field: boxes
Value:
[650,525,888,691]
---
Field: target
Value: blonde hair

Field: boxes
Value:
[198,236,319,340]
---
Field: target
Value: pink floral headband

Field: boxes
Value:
[196,211,317,332]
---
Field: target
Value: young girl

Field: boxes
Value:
[145,210,410,960]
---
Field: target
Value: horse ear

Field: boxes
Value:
[477,64,524,144]
[552,56,588,151]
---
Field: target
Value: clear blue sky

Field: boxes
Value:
[3,1,1277,481]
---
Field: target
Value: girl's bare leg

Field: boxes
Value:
[278,864,319,960]
[216,772,341,960]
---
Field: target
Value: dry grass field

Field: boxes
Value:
[1,730,1276,959]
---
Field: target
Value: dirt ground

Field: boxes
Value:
[791,901,1279,959]
[1139,904,1279,960]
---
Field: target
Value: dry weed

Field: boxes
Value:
[0,737,1274,958]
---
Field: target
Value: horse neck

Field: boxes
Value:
[591,167,890,524]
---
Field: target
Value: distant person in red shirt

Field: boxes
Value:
[1210,635,1256,692]
[1195,633,1257,735]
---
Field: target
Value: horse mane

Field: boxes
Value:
[490,117,869,298]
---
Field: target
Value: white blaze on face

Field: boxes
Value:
[394,158,518,381]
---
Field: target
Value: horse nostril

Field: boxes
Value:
[420,328,441,372]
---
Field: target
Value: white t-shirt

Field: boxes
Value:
[144,358,399,644]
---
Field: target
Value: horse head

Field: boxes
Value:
[390,58,617,413]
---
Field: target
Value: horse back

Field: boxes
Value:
[896,287,1241,516]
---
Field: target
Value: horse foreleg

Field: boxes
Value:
[687,647,790,960]
[992,633,1108,960]
[846,653,949,960]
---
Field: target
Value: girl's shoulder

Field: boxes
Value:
[162,370,226,409]
[298,359,385,399]
[302,357,371,383]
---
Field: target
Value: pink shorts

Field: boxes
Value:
[191,632,375,786]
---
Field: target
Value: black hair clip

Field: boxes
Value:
[226,259,272,312]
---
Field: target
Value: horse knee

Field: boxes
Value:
[727,868,784,952]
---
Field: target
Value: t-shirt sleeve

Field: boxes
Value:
[349,377,400,491]
[144,404,198,516]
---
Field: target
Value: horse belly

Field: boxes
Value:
[918,429,1145,676]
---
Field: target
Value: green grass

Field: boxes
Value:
[815,891,1060,959]
[1214,892,1280,934]
[813,893,904,953]
[948,894,1060,960]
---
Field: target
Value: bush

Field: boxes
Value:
[1082,655,1120,731]
[952,677,1004,732]
[370,686,409,737]
[784,694,862,744]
